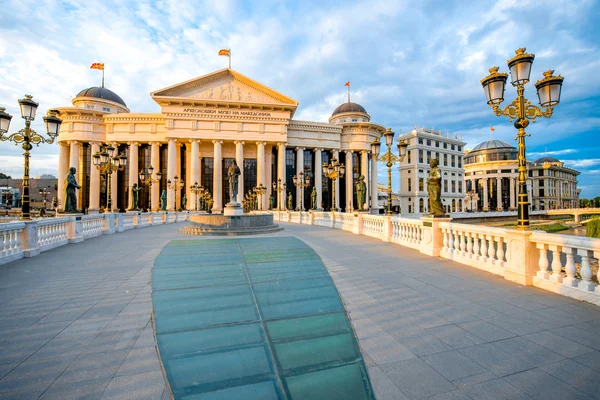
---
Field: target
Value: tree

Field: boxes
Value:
[0,173,11,180]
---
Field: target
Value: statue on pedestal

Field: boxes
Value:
[311,187,317,210]
[227,160,241,204]
[160,190,167,211]
[427,159,446,217]
[269,195,275,210]
[182,194,187,210]
[64,167,81,213]
[131,183,142,210]
[355,175,367,211]
[287,192,293,211]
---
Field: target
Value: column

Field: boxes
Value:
[496,177,502,211]
[212,140,223,212]
[127,142,139,210]
[296,147,304,210]
[483,178,489,211]
[110,142,118,212]
[175,142,182,210]
[333,150,340,211]
[257,142,266,209]
[265,151,272,208]
[150,142,161,211]
[235,141,244,203]
[345,150,353,212]
[167,138,177,211]
[190,140,200,210]
[370,152,379,212]
[277,142,286,209]
[509,177,516,210]
[314,148,323,210]
[57,142,70,211]
[361,151,369,211]
[69,141,81,210]
[89,142,101,212]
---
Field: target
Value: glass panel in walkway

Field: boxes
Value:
[152,237,374,400]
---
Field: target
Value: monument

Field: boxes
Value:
[130,183,142,211]
[63,167,81,213]
[355,175,367,211]
[426,159,446,217]
[224,160,243,216]
[311,187,317,210]
[160,190,167,211]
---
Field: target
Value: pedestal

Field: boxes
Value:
[224,202,244,216]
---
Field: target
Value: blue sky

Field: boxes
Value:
[1,0,599,197]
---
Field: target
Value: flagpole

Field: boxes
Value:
[229,49,231,69]
[347,83,350,103]
[102,67,105,88]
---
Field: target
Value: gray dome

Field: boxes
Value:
[332,102,367,116]
[471,139,515,151]
[535,156,560,164]
[76,87,127,106]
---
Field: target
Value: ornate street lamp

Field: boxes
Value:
[167,175,185,211]
[272,178,286,211]
[93,144,127,212]
[0,96,62,221]
[138,165,162,211]
[292,171,311,211]
[322,157,345,212]
[190,182,204,212]
[39,187,51,217]
[371,128,408,216]
[481,47,564,229]
[254,183,267,211]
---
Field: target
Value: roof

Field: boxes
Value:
[471,139,515,151]
[75,87,127,106]
[331,102,367,116]
[535,156,560,164]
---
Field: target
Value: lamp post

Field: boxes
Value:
[167,175,184,211]
[292,171,311,211]
[322,157,346,212]
[272,178,286,211]
[190,182,204,212]
[138,165,162,212]
[371,128,408,216]
[92,144,127,212]
[254,183,267,211]
[39,187,50,217]
[0,96,62,221]
[481,48,564,229]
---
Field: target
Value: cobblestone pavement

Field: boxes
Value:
[1,221,599,399]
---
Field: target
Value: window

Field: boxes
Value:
[418,178,424,191]
[444,180,448,193]
[457,145,462,151]
[426,151,431,163]
[443,142,448,149]
[408,178,412,191]
[407,150,411,164]
[539,189,545,197]
[86,105,94,109]
[452,180,456,193]
[352,119,357,122]
[458,156,462,168]
[443,153,448,166]
[458,182,463,193]
[418,169,423,173]
[418,150,423,163]
[451,155,455,168]
[539,180,544,187]
[451,172,455,176]
[418,138,424,144]
[426,139,431,146]
[102,107,110,112]
[435,141,440,148]
[451,144,455,150]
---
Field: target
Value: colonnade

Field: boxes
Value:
[466,176,518,211]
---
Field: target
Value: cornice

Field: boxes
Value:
[163,112,289,124]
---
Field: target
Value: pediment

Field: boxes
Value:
[151,69,298,107]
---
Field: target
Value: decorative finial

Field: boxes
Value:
[24,94,33,99]
[543,70,554,77]
[515,48,526,55]
[489,66,499,74]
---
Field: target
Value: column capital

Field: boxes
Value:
[296,147,305,151]
[256,141,266,146]
[149,141,162,146]
[67,140,80,146]
[89,141,103,147]
[166,137,177,143]
[127,141,140,147]
[313,148,323,153]
[360,150,370,155]
[345,149,354,154]
[189,139,201,144]
[110,142,119,147]
[212,139,223,145]
[277,142,287,148]
[234,140,245,145]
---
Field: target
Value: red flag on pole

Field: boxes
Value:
[344,81,350,87]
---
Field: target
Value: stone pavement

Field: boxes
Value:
[0,221,599,399]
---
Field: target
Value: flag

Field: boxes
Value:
[90,63,104,70]
[218,49,230,57]
[490,126,495,131]
[344,81,350,87]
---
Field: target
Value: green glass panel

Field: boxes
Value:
[153,285,251,303]
[266,313,349,342]
[180,381,280,400]
[259,296,343,320]
[153,293,253,316]
[154,305,258,334]
[285,363,371,400]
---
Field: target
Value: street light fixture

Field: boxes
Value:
[371,128,408,216]
[190,182,204,212]
[93,144,127,212]
[0,96,62,220]
[138,165,162,212]
[254,183,267,211]
[292,171,311,211]
[481,47,564,229]
[39,187,51,217]
[322,157,345,212]
[272,178,286,211]
[167,175,184,211]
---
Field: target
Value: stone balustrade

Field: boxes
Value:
[0,212,191,266]
[273,211,600,306]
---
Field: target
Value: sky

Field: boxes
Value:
[1,0,599,197]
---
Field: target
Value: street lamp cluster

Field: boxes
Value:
[371,128,408,216]
[92,144,127,212]
[139,166,162,211]
[167,176,185,211]
[292,170,311,211]
[322,158,345,212]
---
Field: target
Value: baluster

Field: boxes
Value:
[577,249,594,291]
[454,231,460,253]
[459,231,466,255]
[448,229,454,252]
[479,234,488,262]
[2,232,7,257]
[562,247,578,287]
[9,230,16,255]
[487,235,496,262]
[442,228,448,251]
[549,245,563,283]
[536,243,549,279]
[14,229,21,253]
[472,232,480,259]
[595,251,600,287]
[466,232,473,257]
[496,237,505,264]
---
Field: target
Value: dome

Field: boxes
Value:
[76,87,127,107]
[535,156,560,164]
[331,102,367,116]
[471,139,515,151]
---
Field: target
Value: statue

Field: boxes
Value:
[287,192,293,211]
[427,159,446,217]
[269,195,275,210]
[64,167,81,212]
[182,194,187,210]
[311,187,317,210]
[227,160,241,204]
[130,183,142,210]
[160,190,167,211]
[355,175,367,211]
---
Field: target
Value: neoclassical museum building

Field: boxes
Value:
[464,139,580,212]
[54,69,385,213]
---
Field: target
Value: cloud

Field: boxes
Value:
[527,149,579,157]
[562,159,600,168]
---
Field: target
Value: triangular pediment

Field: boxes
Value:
[151,69,298,107]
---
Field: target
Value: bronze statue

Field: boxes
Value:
[311,187,317,210]
[355,175,367,211]
[64,167,80,212]
[182,194,187,210]
[228,160,241,203]
[131,183,142,210]
[287,192,293,210]
[427,159,446,217]
[269,195,275,210]
[160,190,167,211]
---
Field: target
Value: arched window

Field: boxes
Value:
[419,198,424,213]
[452,199,456,212]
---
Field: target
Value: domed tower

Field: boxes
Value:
[328,101,370,125]
[72,86,129,114]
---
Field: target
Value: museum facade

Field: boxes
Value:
[54,68,386,213]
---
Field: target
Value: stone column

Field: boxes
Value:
[110,142,119,212]
[185,143,192,210]
[370,152,379,213]
[127,142,139,210]
[212,140,223,212]
[314,148,322,210]
[333,150,340,211]
[57,142,70,211]
[175,142,182,210]
[483,178,489,211]
[265,151,272,208]
[235,141,244,203]
[509,177,516,210]
[345,150,354,212]
[257,142,266,209]
[69,141,81,210]
[277,142,286,209]
[361,151,369,211]
[150,142,161,211]
[190,140,200,210]
[296,147,304,210]
[167,138,177,211]
[496,177,502,211]
[89,142,101,212]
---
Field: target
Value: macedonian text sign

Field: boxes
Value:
[182,108,272,117]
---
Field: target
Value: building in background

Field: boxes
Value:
[530,157,580,210]
[3,178,58,210]
[398,127,466,214]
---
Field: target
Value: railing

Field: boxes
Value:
[363,215,385,239]
[334,212,356,232]
[36,218,69,252]
[122,214,136,230]
[0,222,25,264]
[82,215,104,239]
[391,218,424,250]
[290,212,301,224]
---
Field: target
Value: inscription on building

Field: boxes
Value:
[182,108,272,117]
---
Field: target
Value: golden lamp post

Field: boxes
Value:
[138,166,162,211]
[167,175,185,212]
[272,178,286,211]
[371,128,408,216]
[481,48,564,229]
[254,183,267,211]
[322,157,345,212]
[0,96,62,221]
[292,171,311,211]
[92,144,127,212]
[190,182,204,212]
